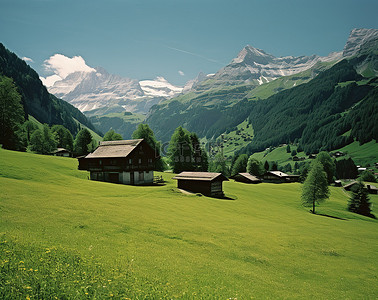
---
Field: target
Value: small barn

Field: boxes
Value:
[172,172,228,197]
[230,173,261,184]
[53,148,72,157]
[78,139,157,185]
[262,171,299,183]
[343,181,358,191]
[366,184,378,194]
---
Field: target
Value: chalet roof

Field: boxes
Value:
[54,148,70,153]
[85,139,144,158]
[343,181,358,189]
[230,173,261,182]
[266,171,289,178]
[366,184,378,191]
[172,172,229,182]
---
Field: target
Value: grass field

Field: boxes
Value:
[1,149,377,299]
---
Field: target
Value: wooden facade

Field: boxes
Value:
[78,139,157,185]
[173,172,228,197]
[230,173,261,184]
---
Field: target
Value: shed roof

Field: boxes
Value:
[53,147,70,153]
[230,173,261,182]
[266,171,289,178]
[85,139,144,158]
[172,172,229,182]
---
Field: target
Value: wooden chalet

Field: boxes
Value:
[172,172,228,197]
[230,173,261,184]
[262,171,299,183]
[53,148,72,157]
[78,139,157,185]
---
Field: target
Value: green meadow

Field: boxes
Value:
[0,149,377,299]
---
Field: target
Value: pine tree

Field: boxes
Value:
[301,160,330,214]
[168,126,194,173]
[348,181,373,217]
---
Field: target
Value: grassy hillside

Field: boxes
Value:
[88,112,145,140]
[249,140,378,169]
[1,149,377,299]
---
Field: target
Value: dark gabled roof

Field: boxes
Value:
[172,172,229,182]
[85,139,144,158]
[230,173,261,182]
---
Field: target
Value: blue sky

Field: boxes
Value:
[1,0,377,85]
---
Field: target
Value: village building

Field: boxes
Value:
[78,139,157,185]
[262,171,299,183]
[230,173,261,184]
[53,148,72,157]
[366,184,378,194]
[172,172,228,197]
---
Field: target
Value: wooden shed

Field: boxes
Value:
[78,139,158,185]
[53,148,72,157]
[172,172,228,197]
[230,173,261,184]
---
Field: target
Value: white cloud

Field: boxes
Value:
[22,57,34,63]
[40,54,96,87]
[178,70,185,76]
[43,54,95,79]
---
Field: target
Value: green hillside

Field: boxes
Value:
[0,43,99,136]
[88,112,145,140]
[1,149,377,299]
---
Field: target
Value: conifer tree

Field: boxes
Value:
[301,160,330,214]
[348,181,373,217]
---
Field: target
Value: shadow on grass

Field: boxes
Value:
[311,212,347,220]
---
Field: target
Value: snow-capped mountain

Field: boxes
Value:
[205,46,343,88]
[139,77,183,98]
[45,67,183,114]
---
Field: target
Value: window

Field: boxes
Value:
[139,172,144,182]
[129,158,132,164]
[148,158,152,163]
[138,158,142,164]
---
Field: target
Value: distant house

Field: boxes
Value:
[172,172,228,197]
[53,148,72,157]
[78,139,157,185]
[366,184,378,194]
[343,181,358,191]
[334,180,342,187]
[230,173,261,184]
[262,171,299,183]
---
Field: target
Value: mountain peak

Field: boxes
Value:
[343,28,378,57]
[232,45,275,64]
